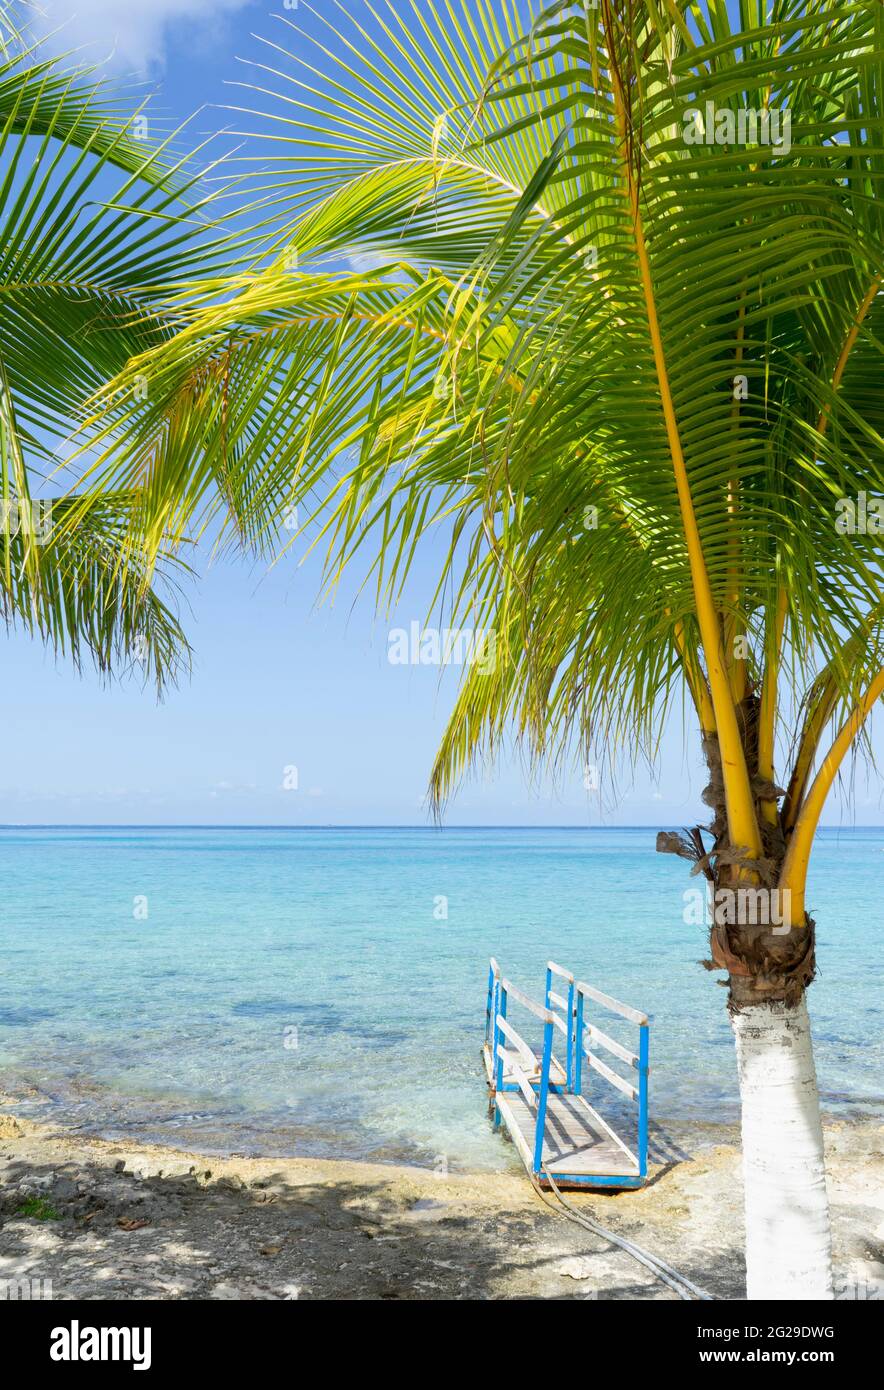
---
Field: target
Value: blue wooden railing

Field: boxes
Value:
[544,959,575,1090]
[484,957,501,1054]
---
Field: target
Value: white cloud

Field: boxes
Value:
[209,778,258,798]
[27,0,255,75]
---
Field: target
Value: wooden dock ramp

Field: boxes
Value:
[483,959,649,1190]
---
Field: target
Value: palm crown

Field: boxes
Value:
[23,0,883,1302]
[86,0,883,917]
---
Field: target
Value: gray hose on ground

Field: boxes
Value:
[532,1168,716,1302]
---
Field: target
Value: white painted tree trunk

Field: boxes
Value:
[731,996,834,1300]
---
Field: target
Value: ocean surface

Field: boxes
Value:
[0,826,880,1170]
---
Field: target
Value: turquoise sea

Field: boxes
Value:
[0,826,880,1170]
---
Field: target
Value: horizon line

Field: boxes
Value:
[0,822,881,832]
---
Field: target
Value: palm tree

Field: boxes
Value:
[84,0,883,1298]
[0,6,223,685]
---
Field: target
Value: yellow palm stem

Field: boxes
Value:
[781,681,838,834]
[672,616,716,735]
[780,666,884,922]
[757,589,788,827]
[607,34,761,862]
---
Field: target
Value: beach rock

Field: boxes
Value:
[558,1256,596,1280]
[209,1283,245,1300]
[218,1175,246,1192]
[49,1176,80,1203]
[12,1173,56,1197]
[160,1161,198,1180]
[210,1280,281,1300]
[119,1155,167,1181]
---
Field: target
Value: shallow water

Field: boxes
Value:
[0,826,880,1169]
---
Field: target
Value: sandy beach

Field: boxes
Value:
[1,1105,881,1301]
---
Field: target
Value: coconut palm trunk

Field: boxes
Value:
[701,812,834,1299]
[733,998,832,1300]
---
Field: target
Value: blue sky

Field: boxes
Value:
[5,0,884,827]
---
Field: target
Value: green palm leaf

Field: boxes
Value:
[0,3,231,683]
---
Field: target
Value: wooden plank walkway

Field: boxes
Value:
[496,1091,640,1181]
[482,1041,567,1089]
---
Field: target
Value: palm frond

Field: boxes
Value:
[0,4,233,684]
[83,0,884,808]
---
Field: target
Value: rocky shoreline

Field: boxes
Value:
[0,1109,881,1300]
